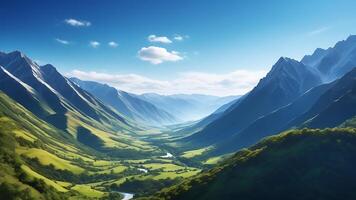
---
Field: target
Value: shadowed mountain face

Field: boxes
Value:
[70,78,179,126]
[216,68,356,154]
[185,57,322,146]
[289,68,356,129]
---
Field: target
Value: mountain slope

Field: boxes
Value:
[0,50,156,154]
[185,57,321,146]
[214,81,334,154]
[70,78,178,126]
[146,128,356,200]
[289,67,356,129]
[0,91,93,199]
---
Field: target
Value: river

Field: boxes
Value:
[120,192,134,200]
[160,152,173,158]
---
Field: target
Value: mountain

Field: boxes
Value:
[138,93,238,121]
[146,128,356,200]
[181,35,356,154]
[302,35,356,81]
[70,78,178,126]
[215,82,333,153]
[0,50,148,153]
[185,57,322,146]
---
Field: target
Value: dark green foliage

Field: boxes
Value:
[146,128,356,200]
[0,182,35,200]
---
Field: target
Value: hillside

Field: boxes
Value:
[144,128,356,200]
[0,52,203,199]
[0,51,155,157]
[0,88,201,199]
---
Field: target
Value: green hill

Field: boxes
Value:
[144,128,356,200]
[0,90,201,199]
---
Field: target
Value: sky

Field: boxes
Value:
[1,0,356,96]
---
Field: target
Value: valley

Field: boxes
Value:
[1,34,356,199]
[1,1,356,199]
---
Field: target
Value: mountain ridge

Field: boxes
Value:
[70,77,179,126]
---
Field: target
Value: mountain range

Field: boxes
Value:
[0,35,356,200]
[179,35,356,156]
[70,78,179,126]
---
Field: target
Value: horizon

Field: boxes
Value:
[1,0,356,96]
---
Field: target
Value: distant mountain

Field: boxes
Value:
[174,95,245,137]
[302,35,356,81]
[185,57,322,146]
[148,128,356,200]
[138,93,239,121]
[70,78,178,126]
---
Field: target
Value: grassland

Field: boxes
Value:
[0,91,207,199]
[181,147,211,158]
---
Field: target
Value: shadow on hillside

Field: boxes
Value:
[46,113,68,130]
[76,126,104,150]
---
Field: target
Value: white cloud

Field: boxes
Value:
[108,41,118,48]
[65,18,91,27]
[89,41,100,48]
[138,46,183,64]
[148,35,172,44]
[55,38,70,45]
[308,26,330,36]
[173,34,188,41]
[174,35,183,41]
[67,69,267,96]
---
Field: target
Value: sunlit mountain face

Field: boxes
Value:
[1,1,356,200]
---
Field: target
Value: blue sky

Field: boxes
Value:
[1,0,356,96]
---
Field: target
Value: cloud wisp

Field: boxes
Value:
[65,18,91,27]
[55,38,70,45]
[138,46,183,64]
[148,35,172,44]
[68,69,267,96]
[89,41,100,48]
[108,41,118,48]
[307,26,330,36]
[173,34,188,41]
